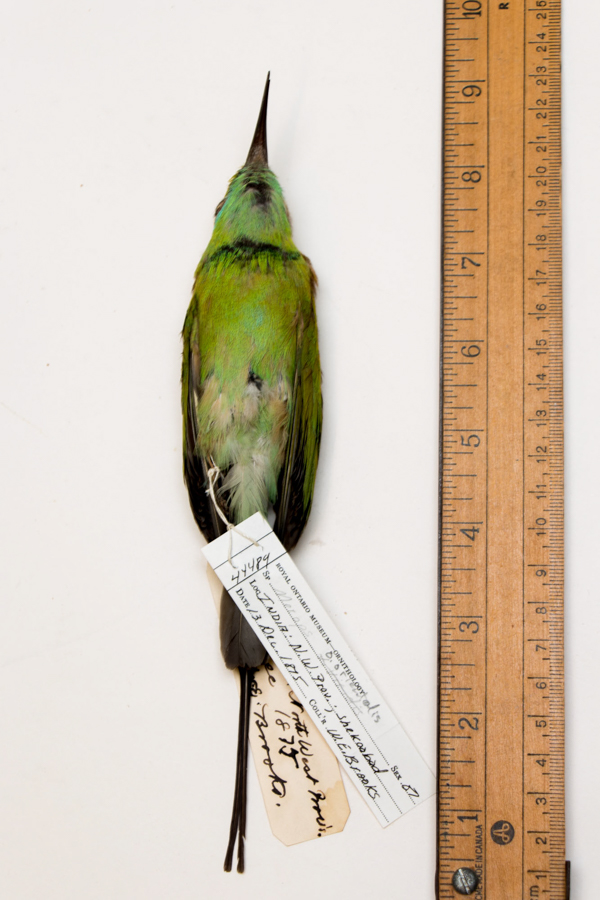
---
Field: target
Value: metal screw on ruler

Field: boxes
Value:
[451,868,478,896]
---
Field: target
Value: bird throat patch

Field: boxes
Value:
[203,513,435,831]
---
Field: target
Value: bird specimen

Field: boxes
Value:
[181,74,322,872]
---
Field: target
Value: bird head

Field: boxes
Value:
[208,74,294,248]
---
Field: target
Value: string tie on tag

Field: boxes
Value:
[206,466,261,568]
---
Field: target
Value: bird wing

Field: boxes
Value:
[273,258,322,551]
[183,297,266,670]
[182,303,227,543]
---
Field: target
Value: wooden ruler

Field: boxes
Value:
[437,1,566,897]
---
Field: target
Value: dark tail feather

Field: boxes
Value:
[236,671,251,874]
[220,588,267,670]
[223,667,254,873]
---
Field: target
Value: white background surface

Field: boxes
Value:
[0,1,596,898]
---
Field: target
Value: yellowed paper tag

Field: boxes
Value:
[249,661,350,845]
[206,564,350,845]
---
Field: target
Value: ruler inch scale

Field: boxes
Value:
[437,1,565,899]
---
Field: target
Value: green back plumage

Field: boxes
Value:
[182,153,321,547]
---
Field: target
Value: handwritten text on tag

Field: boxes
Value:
[203,513,435,827]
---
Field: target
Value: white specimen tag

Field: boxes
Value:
[203,513,435,826]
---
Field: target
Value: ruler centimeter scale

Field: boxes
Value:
[437,1,565,898]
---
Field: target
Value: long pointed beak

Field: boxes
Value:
[245,73,270,168]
